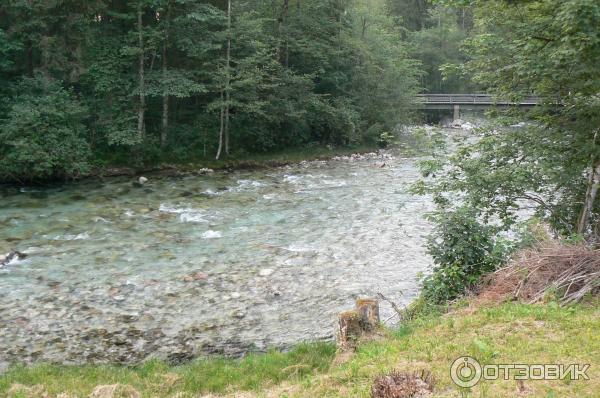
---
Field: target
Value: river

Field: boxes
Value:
[0,127,456,366]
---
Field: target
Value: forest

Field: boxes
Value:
[0,0,474,182]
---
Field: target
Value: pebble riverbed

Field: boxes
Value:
[0,128,464,367]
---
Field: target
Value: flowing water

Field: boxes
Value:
[0,129,455,366]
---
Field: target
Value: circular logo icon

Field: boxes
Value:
[451,356,482,388]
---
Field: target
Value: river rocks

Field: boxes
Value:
[258,268,274,277]
[331,151,395,163]
[101,167,136,177]
[183,271,208,283]
[0,133,437,368]
[201,230,222,239]
[132,176,148,187]
[449,118,475,130]
[197,168,214,175]
[0,251,25,267]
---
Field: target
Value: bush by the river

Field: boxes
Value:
[421,207,511,304]
[0,76,91,182]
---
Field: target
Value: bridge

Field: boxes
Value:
[415,94,541,121]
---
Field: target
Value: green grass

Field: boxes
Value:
[297,301,600,398]
[0,342,336,397]
[3,302,600,397]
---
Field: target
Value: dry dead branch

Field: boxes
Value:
[479,244,600,305]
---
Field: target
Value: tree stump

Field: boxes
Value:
[356,298,380,331]
[337,298,380,349]
[337,310,362,349]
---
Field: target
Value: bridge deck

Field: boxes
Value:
[416,94,540,107]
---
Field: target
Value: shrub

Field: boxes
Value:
[0,76,91,182]
[378,131,395,148]
[421,207,510,304]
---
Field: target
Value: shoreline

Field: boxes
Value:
[0,145,381,187]
[2,301,598,397]
[0,144,411,371]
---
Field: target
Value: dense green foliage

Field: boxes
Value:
[421,207,509,303]
[427,0,600,240]
[0,76,91,182]
[417,0,600,303]
[0,0,421,182]
[387,0,476,93]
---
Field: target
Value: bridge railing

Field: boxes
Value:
[415,94,540,106]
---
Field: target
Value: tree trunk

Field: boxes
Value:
[274,0,281,61]
[578,132,600,235]
[137,4,146,141]
[161,42,168,147]
[283,0,289,67]
[216,90,225,160]
[338,0,342,48]
[224,0,232,156]
[161,2,172,147]
[26,43,34,77]
[361,16,367,39]
[162,84,168,146]
[224,106,230,156]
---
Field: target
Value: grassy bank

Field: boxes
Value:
[3,301,599,397]
[0,343,336,397]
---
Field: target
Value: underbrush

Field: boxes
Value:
[479,243,600,305]
[420,206,512,305]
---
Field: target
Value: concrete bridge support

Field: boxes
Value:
[453,104,460,122]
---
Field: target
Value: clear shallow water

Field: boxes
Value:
[0,145,437,365]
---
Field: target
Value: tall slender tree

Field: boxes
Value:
[216,0,232,160]
[137,2,146,141]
